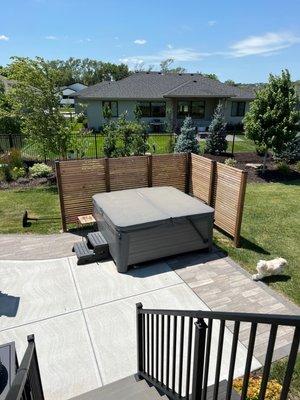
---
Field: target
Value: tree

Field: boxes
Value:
[244,69,299,171]
[160,59,186,74]
[205,103,227,154]
[224,79,236,86]
[202,73,219,81]
[174,117,199,154]
[6,57,80,158]
[0,80,21,135]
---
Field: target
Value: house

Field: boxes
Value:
[59,82,87,108]
[74,72,256,131]
[0,75,16,92]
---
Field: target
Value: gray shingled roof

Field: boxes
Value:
[0,75,15,92]
[75,72,255,100]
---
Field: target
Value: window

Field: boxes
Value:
[177,100,206,118]
[231,101,245,117]
[138,102,166,117]
[151,102,166,117]
[178,101,190,117]
[191,101,205,118]
[102,101,118,117]
[138,102,151,117]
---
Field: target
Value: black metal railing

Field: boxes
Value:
[5,335,44,400]
[136,304,300,400]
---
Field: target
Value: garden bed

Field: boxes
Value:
[205,152,300,183]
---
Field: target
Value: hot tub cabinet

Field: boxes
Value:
[93,186,214,272]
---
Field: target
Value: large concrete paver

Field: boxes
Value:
[0,311,101,400]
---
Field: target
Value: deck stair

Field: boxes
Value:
[73,231,109,265]
[70,375,168,400]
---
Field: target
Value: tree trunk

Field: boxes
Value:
[262,151,268,173]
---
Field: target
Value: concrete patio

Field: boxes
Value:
[0,246,299,400]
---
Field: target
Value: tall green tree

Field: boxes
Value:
[174,117,199,154]
[244,69,299,171]
[160,59,186,74]
[7,57,78,158]
[205,103,227,154]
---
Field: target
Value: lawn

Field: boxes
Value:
[0,186,61,234]
[215,180,300,305]
[21,133,255,160]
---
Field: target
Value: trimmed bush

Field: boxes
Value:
[9,148,23,168]
[276,161,290,174]
[29,163,52,178]
[11,167,26,180]
[0,164,12,182]
[224,158,237,167]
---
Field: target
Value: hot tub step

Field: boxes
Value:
[87,231,109,258]
[73,242,98,265]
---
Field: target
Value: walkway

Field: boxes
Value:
[0,232,83,260]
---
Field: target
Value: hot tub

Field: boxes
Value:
[93,186,214,272]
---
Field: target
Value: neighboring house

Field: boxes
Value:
[59,83,87,108]
[74,72,256,131]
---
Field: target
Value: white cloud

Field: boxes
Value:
[120,47,211,66]
[230,32,300,57]
[134,39,147,45]
[167,44,173,49]
[0,35,9,41]
[208,20,217,26]
[45,35,58,40]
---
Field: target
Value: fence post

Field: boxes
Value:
[191,318,207,400]
[234,170,247,247]
[55,161,67,232]
[136,303,143,380]
[27,335,45,400]
[209,160,216,207]
[94,132,98,159]
[147,155,153,187]
[105,158,110,192]
[185,152,191,194]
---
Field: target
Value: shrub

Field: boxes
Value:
[273,136,300,164]
[29,163,52,178]
[0,164,12,182]
[295,161,300,172]
[174,117,199,154]
[8,148,23,168]
[11,166,26,180]
[224,158,237,167]
[276,161,290,174]
[233,376,281,400]
[205,103,227,154]
[76,113,86,123]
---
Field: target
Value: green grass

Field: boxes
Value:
[228,134,257,153]
[0,186,61,234]
[214,180,300,305]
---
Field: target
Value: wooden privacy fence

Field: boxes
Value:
[56,153,247,246]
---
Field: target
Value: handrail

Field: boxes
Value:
[137,308,300,327]
[136,303,300,400]
[5,335,44,400]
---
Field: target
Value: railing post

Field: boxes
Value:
[27,334,45,400]
[136,303,143,380]
[191,318,207,400]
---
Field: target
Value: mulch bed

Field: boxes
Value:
[205,152,300,183]
[0,174,56,190]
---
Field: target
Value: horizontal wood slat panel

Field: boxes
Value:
[190,154,214,204]
[109,156,148,191]
[213,162,247,245]
[152,154,186,192]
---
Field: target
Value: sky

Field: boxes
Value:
[0,0,300,83]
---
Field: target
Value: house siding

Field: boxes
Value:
[79,98,251,131]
